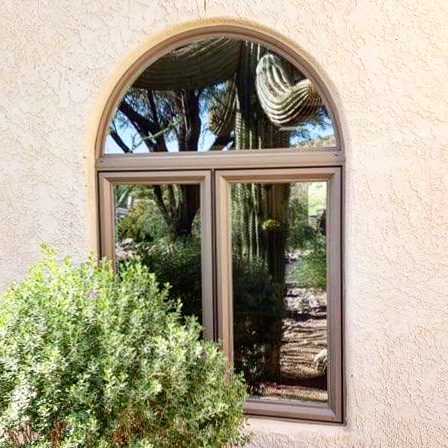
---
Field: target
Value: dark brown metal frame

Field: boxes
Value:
[95,24,345,424]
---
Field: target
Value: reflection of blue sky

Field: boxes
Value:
[106,104,216,154]
[290,119,334,146]
[105,103,335,154]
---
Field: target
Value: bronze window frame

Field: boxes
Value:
[95,24,345,423]
[215,167,342,422]
[98,156,343,423]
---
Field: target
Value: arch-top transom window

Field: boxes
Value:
[98,31,343,423]
[105,37,337,155]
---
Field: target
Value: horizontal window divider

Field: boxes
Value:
[215,167,339,183]
[97,170,210,184]
[245,399,341,423]
[97,150,344,172]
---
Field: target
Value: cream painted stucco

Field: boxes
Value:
[1,1,448,446]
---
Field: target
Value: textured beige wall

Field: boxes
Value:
[1,1,448,446]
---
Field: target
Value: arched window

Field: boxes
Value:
[97,28,343,422]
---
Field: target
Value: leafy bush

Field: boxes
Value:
[232,256,284,393]
[0,248,248,448]
[129,238,202,322]
[292,235,327,290]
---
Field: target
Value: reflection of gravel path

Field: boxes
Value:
[281,318,327,378]
[281,288,327,378]
[278,288,328,402]
[258,287,328,402]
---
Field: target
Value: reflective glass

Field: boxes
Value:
[105,38,336,155]
[231,181,328,402]
[113,183,203,323]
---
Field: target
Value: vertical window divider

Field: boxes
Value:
[200,170,215,339]
[215,171,234,359]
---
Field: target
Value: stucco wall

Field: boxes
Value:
[1,1,448,446]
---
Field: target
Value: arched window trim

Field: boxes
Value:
[96,24,344,424]
[95,25,344,160]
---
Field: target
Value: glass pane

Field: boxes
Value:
[231,181,328,403]
[114,183,203,323]
[105,37,336,155]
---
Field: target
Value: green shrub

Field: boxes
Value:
[0,248,248,448]
[292,235,327,290]
[131,238,202,322]
[232,256,284,392]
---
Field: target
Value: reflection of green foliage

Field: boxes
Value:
[133,238,203,321]
[308,182,327,216]
[232,256,284,393]
[292,235,326,290]
[287,184,326,250]
[132,236,283,394]
[260,218,281,231]
[116,184,200,242]
[287,196,313,250]
[114,184,134,208]
[117,200,169,244]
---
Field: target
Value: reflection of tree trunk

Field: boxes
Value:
[260,184,290,285]
[319,210,326,236]
[150,88,201,239]
[263,319,283,381]
[176,89,201,152]
[232,182,290,381]
[152,184,200,238]
[173,184,200,237]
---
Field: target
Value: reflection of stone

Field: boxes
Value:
[280,287,327,383]
[285,288,326,318]
[314,349,328,374]
[115,238,135,260]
